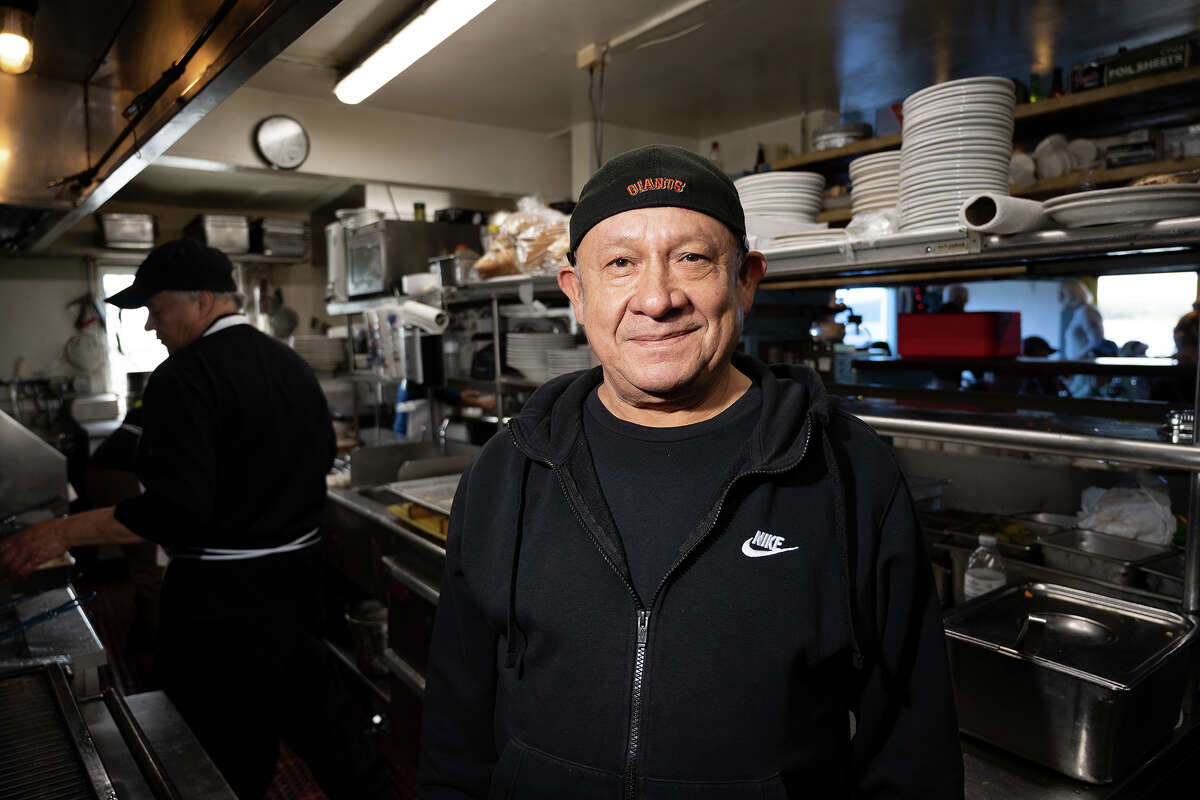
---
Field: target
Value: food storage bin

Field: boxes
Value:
[1038,528,1172,585]
[185,214,250,254]
[96,213,155,249]
[945,582,1196,783]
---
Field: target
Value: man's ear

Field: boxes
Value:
[558,265,585,325]
[737,251,768,312]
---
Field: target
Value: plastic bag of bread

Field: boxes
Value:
[471,197,567,279]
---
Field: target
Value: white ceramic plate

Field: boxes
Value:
[1042,185,1200,227]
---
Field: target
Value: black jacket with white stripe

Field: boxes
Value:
[418,354,963,799]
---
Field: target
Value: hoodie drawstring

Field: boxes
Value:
[820,422,866,672]
[505,457,531,672]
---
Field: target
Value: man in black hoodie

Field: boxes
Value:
[418,145,963,798]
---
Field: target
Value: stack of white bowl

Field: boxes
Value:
[898,77,1016,231]
[506,332,576,383]
[849,151,901,218]
[735,172,826,240]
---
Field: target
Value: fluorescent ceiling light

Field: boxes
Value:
[334,0,497,105]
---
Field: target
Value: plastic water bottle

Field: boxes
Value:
[963,534,1007,600]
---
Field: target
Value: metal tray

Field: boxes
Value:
[944,582,1196,783]
[1038,529,1173,586]
[383,474,462,516]
[920,511,1052,562]
[1012,511,1079,530]
[1139,552,1184,597]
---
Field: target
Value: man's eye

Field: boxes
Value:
[608,257,632,268]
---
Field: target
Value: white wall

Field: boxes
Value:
[701,112,808,176]
[569,121,697,199]
[961,279,1061,344]
[0,258,95,382]
[168,87,572,200]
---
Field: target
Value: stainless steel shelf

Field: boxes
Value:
[759,216,1200,286]
[861,413,1200,471]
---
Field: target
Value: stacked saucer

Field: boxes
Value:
[290,335,346,372]
[898,77,1015,230]
[849,151,901,218]
[735,172,826,240]
[545,346,594,378]
[506,332,576,382]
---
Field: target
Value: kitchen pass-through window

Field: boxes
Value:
[99,266,167,397]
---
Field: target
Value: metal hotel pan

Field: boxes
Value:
[945,582,1196,783]
[1037,529,1173,586]
[1139,552,1184,597]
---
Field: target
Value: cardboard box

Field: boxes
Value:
[897,312,1022,358]
[1102,36,1193,85]
[1163,124,1200,159]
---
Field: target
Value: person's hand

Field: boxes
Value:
[0,518,71,577]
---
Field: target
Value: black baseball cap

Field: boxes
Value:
[568,145,746,264]
[106,238,237,309]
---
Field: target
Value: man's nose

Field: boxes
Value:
[629,261,685,318]
[144,316,154,332]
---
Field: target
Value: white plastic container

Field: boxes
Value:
[964,534,1007,600]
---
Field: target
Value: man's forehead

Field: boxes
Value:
[581,207,732,250]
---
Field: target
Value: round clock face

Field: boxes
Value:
[254,115,309,170]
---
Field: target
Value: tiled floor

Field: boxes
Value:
[78,567,417,799]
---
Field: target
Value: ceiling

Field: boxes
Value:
[246,0,1200,139]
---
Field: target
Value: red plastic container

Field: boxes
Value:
[897,312,1022,357]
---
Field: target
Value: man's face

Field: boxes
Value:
[144,291,208,354]
[560,207,766,403]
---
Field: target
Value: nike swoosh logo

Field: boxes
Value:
[741,538,800,558]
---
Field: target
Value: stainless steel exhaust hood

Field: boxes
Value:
[0,0,338,253]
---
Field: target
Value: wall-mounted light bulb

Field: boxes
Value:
[0,6,34,75]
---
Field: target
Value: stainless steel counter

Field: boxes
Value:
[0,585,107,694]
[327,486,446,560]
[81,690,237,800]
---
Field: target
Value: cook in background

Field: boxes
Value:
[939,283,969,313]
[1151,307,1200,402]
[0,239,396,800]
[418,145,962,798]
[1058,278,1108,397]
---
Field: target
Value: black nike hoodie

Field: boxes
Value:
[418,355,964,799]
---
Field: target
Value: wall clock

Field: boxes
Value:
[253,115,310,170]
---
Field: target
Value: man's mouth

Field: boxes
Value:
[627,328,697,343]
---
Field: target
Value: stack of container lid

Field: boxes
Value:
[898,77,1016,231]
[849,151,901,219]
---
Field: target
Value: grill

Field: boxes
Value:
[0,664,116,800]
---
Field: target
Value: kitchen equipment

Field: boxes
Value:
[897,311,1021,357]
[383,473,463,517]
[345,219,483,297]
[811,122,872,151]
[945,582,1195,783]
[1043,185,1200,228]
[184,214,250,254]
[0,663,117,798]
[96,212,156,249]
[325,220,348,302]
[0,590,94,641]
[345,600,388,676]
[290,335,346,372]
[1037,528,1173,585]
[1139,551,1184,597]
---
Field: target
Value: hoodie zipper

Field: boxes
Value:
[508,415,814,800]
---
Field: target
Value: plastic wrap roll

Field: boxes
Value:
[959,193,1050,234]
[400,299,448,334]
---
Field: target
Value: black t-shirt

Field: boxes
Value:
[582,383,761,603]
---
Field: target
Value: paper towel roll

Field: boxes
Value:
[959,194,1050,234]
[400,299,448,334]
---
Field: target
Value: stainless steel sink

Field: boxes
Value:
[348,441,480,486]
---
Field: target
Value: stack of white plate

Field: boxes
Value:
[290,335,346,372]
[545,346,594,378]
[735,172,826,239]
[849,151,901,218]
[506,332,576,382]
[898,77,1015,231]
